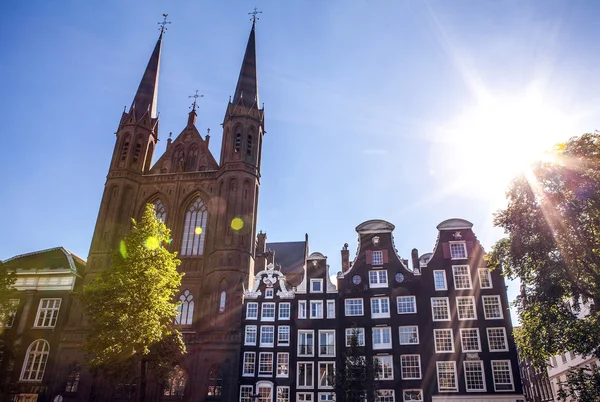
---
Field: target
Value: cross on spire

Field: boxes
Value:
[248,7,262,24]
[189,90,204,111]
[158,14,171,33]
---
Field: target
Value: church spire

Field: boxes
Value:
[129,31,163,120]
[232,20,259,106]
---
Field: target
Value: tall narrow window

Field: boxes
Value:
[132,141,143,164]
[219,291,226,313]
[206,364,223,397]
[154,199,166,223]
[119,135,131,166]
[172,147,184,172]
[234,133,242,153]
[246,135,253,156]
[64,363,81,393]
[181,197,208,256]
[20,340,50,381]
[34,299,61,328]
[176,290,194,325]
[186,147,198,171]
[164,365,187,396]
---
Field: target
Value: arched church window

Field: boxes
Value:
[175,290,194,325]
[65,363,81,392]
[119,136,131,167]
[206,364,223,399]
[219,291,226,313]
[172,147,184,172]
[186,147,198,171]
[181,197,208,256]
[164,365,187,396]
[20,339,49,381]
[234,133,242,153]
[132,141,143,164]
[154,199,166,223]
[246,135,253,156]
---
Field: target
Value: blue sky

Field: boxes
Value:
[3,0,600,323]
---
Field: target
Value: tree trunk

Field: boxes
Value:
[138,358,147,402]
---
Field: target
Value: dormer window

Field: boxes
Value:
[265,288,274,299]
[310,279,323,293]
[449,242,468,259]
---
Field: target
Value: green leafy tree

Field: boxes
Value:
[334,329,380,402]
[557,365,600,402]
[80,204,185,401]
[487,133,600,398]
[0,260,16,327]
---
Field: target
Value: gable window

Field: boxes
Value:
[34,298,61,328]
[464,361,486,392]
[452,265,472,289]
[482,295,504,319]
[318,362,335,388]
[345,299,363,316]
[3,299,18,327]
[298,301,307,319]
[247,302,259,320]
[456,296,477,320]
[403,390,423,401]
[491,360,515,391]
[479,268,493,289]
[298,330,314,356]
[345,328,365,346]
[181,197,208,256]
[261,303,276,321]
[372,250,384,265]
[399,326,419,345]
[279,303,291,320]
[297,362,314,389]
[396,296,417,314]
[449,242,467,259]
[369,270,388,288]
[278,326,290,346]
[374,355,394,380]
[326,300,335,318]
[433,270,447,291]
[310,279,323,293]
[400,355,422,379]
[245,325,257,345]
[176,290,194,325]
[431,297,450,321]
[265,289,274,299]
[310,301,324,319]
[460,328,481,352]
[373,327,392,349]
[243,352,255,376]
[319,330,335,357]
[258,353,273,376]
[487,327,509,352]
[260,326,275,347]
[436,361,458,392]
[240,385,253,402]
[434,329,454,353]
[154,199,167,223]
[20,340,49,381]
[371,297,390,319]
[277,353,290,377]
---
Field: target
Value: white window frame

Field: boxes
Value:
[242,352,256,376]
[260,326,275,347]
[436,361,458,392]
[456,296,477,320]
[464,360,486,392]
[258,352,274,376]
[261,302,276,322]
[373,327,392,350]
[376,390,395,402]
[449,241,468,259]
[310,300,324,319]
[399,326,419,345]
[400,354,422,380]
[278,325,290,346]
[402,389,423,401]
[487,327,509,352]
[345,328,365,346]
[310,279,323,293]
[298,300,307,319]
[491,360,515,391]
[276,353,289,378]
[433,270,447,291]
[247,302,259,320]
[434,329,454,353]
[265,288,274,299]
[297,392,314,401]
[33,298,61,328]
[396,296,417,314]
[452,265,472,290]
[297,362,314,389]
[279,302,291,320]
[241,385,254,402]
[482,295,504,320]
[256,382,274,402]
[298,330,314,357]
[431,297,451,321]
[318,392,335,401]
[372,250,384,265]
[371,297,390,319]
[459,328,482,352]
[345,298,364,316]
[277,386,290,402]
[20,339,49,381]
[318,362,335,389]
[374,355,394,380]
[318,330,336,357]
[478,268,493,289]
[244,325,257,345]
[326,300,335,319]
[369,270,388,288]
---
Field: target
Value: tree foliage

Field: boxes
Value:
[0,260,16,327]
[487,133,600,371]
[557,365,600,402]
[79,204,185,384]
[334,329,380,402]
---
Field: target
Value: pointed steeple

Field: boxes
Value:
[130,32,162,120]
[232,22,259,106]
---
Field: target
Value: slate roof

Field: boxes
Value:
[266,241,307,287]
[3,246,86,275]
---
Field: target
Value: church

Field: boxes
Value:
[1,15,525,402]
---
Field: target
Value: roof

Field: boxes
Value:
[3,246,86,275]
[436,218,474,231]
[266,241,306,283]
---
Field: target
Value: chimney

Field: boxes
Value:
[255,231,267,272]
[341,243,350,272]
[411,248,419,272]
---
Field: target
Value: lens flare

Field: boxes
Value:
[231,217,244,231]
[119,240,127,259]
[145,236,160,250]
[194,227,203,235]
